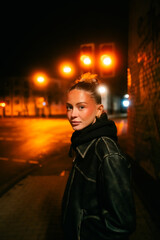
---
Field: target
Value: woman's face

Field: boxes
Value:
[66,89,103,130]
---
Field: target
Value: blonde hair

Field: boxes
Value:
[69,72,101,104]
[75,72,98,84]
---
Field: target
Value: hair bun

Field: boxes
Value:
[75,72,99,84]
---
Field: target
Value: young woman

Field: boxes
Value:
[62,73,136,240]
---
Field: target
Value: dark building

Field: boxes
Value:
[127,0,160,223]
[128,0,160,179]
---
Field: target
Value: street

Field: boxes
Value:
[0,118,73,193]
[0,118,73,163]
[1,117,159,240]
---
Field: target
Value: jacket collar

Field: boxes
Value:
[76,139,96,158]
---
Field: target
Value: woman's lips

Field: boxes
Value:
[71,121,81,126]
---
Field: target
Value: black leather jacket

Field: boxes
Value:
[62,137,136,240]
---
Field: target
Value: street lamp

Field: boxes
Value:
[37,76,45,83]
[33,72,48,86]
[98,85,107,95]
[32,72,48,117]
[63,66,72,74]
[59,62,74,77]
[0,102,6,108]
[0,102,6,118]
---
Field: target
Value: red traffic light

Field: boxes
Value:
[99,43,116,78]
[80,55,92,65]
[100,55,112,66]
[80,43,95,72]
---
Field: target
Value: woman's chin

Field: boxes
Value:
[72,126,82,131]
[72,124,84,131]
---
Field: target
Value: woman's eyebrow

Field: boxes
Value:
[76,102,87,105]
[66,102,87,105]
[66,103,72,105]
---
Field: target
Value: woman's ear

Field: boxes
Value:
[96,104,104,118]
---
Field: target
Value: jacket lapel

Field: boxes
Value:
[76,139,96,158]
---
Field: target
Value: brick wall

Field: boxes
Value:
[127,0,160,179]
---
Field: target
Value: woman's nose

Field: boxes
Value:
[71,107,78,118]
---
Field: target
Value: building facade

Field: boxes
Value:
[127,0,160,180]
[0,77,66,117]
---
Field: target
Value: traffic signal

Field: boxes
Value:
[99,43,116,78]
[80,43,95,73]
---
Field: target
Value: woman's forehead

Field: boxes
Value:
[67,89,94,103]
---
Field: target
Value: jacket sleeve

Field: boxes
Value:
[98,153,136,236]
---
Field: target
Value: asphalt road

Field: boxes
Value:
[0,118,72,194]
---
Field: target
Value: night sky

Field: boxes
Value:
[0,1,129,94]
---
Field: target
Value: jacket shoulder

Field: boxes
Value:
[95,137,123,162]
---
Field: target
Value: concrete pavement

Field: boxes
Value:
[0,173,68,240]
[0,165,160,239]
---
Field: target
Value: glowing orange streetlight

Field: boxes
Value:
[33,72,48,86]
[0,102,6,108]
[63,66,72,73]
[59,62,74,77]
[37,76,45,83]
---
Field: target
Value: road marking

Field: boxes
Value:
[6,137,14,141]
[0,157,39,165]
[0,137,23,141]
[13,159,27,163]
[28,160,39,165]
[0,157,9,161]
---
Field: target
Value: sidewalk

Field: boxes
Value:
[130,191,160,239]
[0,169,160,240]
[0,173,68,240]
[118,136,160,239]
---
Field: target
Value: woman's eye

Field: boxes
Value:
[66,106,72,111]
[79,106,85,110]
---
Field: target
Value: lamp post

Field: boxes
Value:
[0,102,6,118]
[32,72,48,117]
